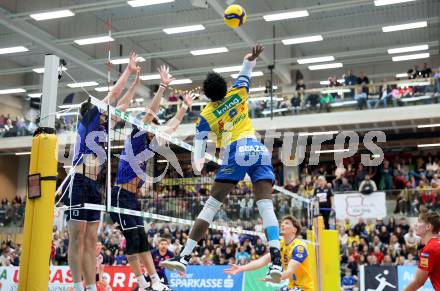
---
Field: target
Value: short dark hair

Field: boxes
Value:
[282,215,302,234]
[159,238,169,244]
[80,101,93,118]
[203,72,227,102]
[419,212,440,233]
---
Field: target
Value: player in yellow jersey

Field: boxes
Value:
[161,45,283,282]
[224,216,315,291]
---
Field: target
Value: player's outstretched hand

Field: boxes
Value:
[224,264,242,275]
[128,51,141,73]
[182,92,195,108]
[258,276,278,283]
[245,45,264,62]
[158,65,175,86]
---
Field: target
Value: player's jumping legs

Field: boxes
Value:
[161,181,235,273]
[82,222,100,291]
[253,180,283,282]
[67,221,86,291]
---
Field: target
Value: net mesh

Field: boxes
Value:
[55,95,312,236]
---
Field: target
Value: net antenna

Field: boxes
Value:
[106,18,113,212]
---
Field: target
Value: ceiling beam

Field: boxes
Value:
[0,7,151,97]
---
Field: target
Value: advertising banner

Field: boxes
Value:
[243,266,287,291]
[165,265,243,291]
[364,266,397,291]
[334,192,387,219]
[397,266,433,291]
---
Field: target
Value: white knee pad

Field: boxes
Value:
[197,196,222,223]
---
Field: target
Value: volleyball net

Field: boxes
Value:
[54,94,313,237]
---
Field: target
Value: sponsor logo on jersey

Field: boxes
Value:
[213,95,242,118]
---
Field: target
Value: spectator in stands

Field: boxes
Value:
[114,249,127,265]
[344,69,358,87]
[0,248,10,266]
[55,240,68,265]
[380,160,393,190]
[433,67,440,102]
[234,245,250,265]
[358,175,377,194]
[337,177,352,192]
[320,92,333,112]
[357,71,369,96]
[313,176,334,229]
[341,268,358,291]
[290,92,301,115]
[421,63,432,78]
[408,65,421,79]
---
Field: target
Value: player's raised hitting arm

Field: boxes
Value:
[116,69,141,112]
[232,44,264,91]
[103,51,140,104]
[162,92,193,135]
[144,65,175,124]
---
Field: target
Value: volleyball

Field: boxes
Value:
[224,4,247,29]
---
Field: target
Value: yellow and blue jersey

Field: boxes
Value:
[195,75,274,184]
[196,77,255,148]
[280,239,314,291]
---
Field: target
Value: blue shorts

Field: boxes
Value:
[65,174,102,222]
[109,186,144,230]
[215,138,275,184]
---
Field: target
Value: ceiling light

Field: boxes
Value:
[417,124,440,128]
[0,88,26,94]
[74,36,114,45]
[299,131,339,136]
[94,86,114,92]
[263,10,309,22]
[231,71,264,78]
[67,81,99,88]
[297,56,335,64]
[388,44,428,54]
[374,0,416,6]
[392,52,430,62]
[213,65,242,73]
[308,63,343,70]
[170,79,192,85]
[28,93,42,98]
[15,152,31,156]
[163,25,205,34]
[30,9,75,21]
[395,73,408,78]
[127,0,174,7]
[315,149,349,154]
[33,66,67,74]
[135,98,144,102]
[0,46,29,55]
[418,143,440,148]
[140,74,160,81]
[382,21,427,32]
[282,35,323,45]
[110,57,146,65]
[249,86,278,92]
[190,47,229,56]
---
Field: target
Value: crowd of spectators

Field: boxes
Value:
[253,64,440,117]
[0,196,25,227]
[0,114,37,138]
[0,235,21,267]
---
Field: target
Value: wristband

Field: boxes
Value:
[159,83,168,89]
[181,103,189,110]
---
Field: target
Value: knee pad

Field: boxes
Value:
[137,227,151,253]
[123,228,140,255]
[197,196,222,223]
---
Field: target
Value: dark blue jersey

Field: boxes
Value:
[116,127,154,187]
[73,106,107,166]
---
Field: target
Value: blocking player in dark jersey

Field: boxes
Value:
[109,67,193,291]
[161,45,283,283]
[404,211,440,291]
[66,52,141,291]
